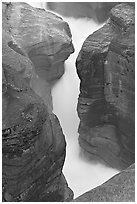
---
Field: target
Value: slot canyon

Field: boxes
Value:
[2,2,135,202]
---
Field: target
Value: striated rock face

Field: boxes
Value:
[2,2,73,202]
[47,2,119,23]
[3,2,74,82]
[2,64,73,201]
[76,3,135,170]
[73,163,135,202]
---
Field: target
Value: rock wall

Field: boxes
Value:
[3,2,74,82]
[76,3,135,170]
[73,163,135,202]
[2,2,73,202]
[3,2,74,109]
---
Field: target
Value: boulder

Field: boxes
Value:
[2,2,73,201]
[2,52,73,202]
[76,3,135,170]
[3,2,74,82]
[73,163,135,202]
[47,2,119,23]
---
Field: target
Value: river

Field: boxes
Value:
[28,2,119,198]
[52,17,119,198]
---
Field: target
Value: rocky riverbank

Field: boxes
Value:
[2,2,74,201]
[2,2,135,202]
[73,163,135,202]
[76,3,135,170]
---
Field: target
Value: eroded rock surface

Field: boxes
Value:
[3,2,74,82]
[2,64,73,201]
[2,2,73,202]
[73,163,135,202]
[76,3,135,170]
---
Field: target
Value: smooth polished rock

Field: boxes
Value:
[2,3,73,201]
[2,61,73,201]
[73,163,135,202]
[76,3,135,170]
[3,2,74,82]
[2,28,33,82]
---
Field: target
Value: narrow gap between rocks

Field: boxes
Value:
[28,2,120,199]
[51,16,119,198]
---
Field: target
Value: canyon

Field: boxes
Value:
[52,16,119,198]
[2,2,135,202]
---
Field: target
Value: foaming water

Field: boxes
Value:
[52,17,119,198]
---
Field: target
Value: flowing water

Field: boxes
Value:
[52,17,119,198]
[27,2,119,198]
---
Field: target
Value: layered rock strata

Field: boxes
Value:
[73,163,135,202]
[3,2,74,110]
[2,2,73,202]
[76,3,135,170]
[3,2,74,82]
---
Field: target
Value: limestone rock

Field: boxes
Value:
[2,29,33,82]
[2,61,73,201]
[3,2,74,82]
[2,3,73,201]
[73,163,135,202]
[76,3,135,170]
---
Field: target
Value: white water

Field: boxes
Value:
[52,17,119,198]
[27,2,119,199]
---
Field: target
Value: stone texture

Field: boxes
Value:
[2,29,33,82]
[2,2,73,202]
[2,51,73,202]
[73,163,135,202]
[76,3,135,170]
[3,2,74,82]
[47,2,119,23]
